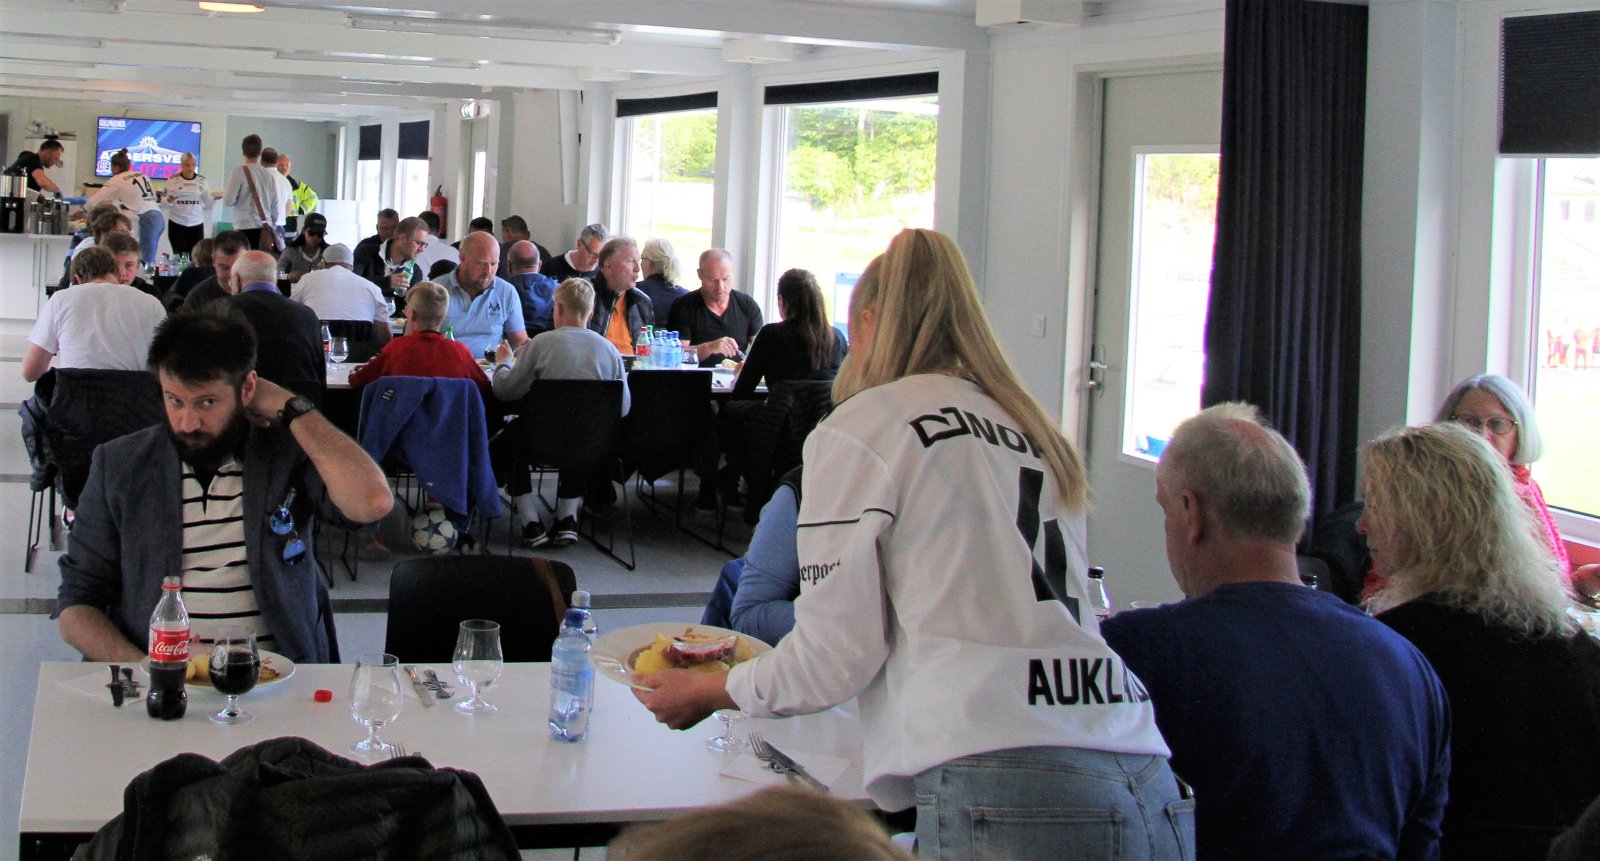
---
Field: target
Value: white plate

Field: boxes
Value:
[590,623,770,690]
[146,649,297,690]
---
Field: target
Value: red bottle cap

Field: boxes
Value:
[313,689,333,702]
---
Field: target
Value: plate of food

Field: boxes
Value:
[149,649,295,689]
[590,623,770,690]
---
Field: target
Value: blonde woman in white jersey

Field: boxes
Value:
[638,229,1191,861]
[85,148,163,265]
[162,152,211,256]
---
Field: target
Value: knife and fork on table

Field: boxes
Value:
[404,666,454,706]
[749,732,829,794]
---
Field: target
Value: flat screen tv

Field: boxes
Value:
[94,117,202,180]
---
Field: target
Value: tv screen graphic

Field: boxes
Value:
[95,117,201,179]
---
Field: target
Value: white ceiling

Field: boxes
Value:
[0,0,1212,120]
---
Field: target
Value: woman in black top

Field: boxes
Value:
[732,269,848,397]
[1361,423,1600,861]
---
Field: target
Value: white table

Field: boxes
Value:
[20,662,866,855]
[326,363,754,394]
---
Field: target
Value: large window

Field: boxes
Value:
[769,74,938,329]
[355,123,381,238]
[1124,151,1219,459]
[618,97,717,262]
[1530,158,1600,518]
[395,120,430,221]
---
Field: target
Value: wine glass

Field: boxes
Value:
[453,619,504,715]
[707,709,747,752]
[349,652,404,758]
[208,632,260,725]
[330,336,349,364]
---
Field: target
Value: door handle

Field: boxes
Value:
[1086,345,1107,394]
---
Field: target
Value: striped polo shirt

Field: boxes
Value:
[180,459,275,649]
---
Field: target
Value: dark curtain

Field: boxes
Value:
[1203,0,1367,524]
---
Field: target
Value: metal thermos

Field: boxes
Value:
[0,173,24,234]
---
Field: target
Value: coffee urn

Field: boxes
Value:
[0,172,25,234]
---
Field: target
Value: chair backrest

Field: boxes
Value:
[743,380,833,513]
[623,370,711,481]
[385,556,576,663]
[323,319,374,341]
[515,379,625,474]
[46,368,166,508]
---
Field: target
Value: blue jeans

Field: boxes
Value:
[914,747,1195,861]
[137,208,165,264]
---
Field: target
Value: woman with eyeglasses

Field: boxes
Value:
[1430,375,1600,600]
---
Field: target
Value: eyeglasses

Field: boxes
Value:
[269,488,307,565]
[1452,413,1518,436]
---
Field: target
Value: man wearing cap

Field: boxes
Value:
[290,244,392,347]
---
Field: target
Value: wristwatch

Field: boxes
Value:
[278,394,317,428]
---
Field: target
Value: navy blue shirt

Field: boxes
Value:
[1102,581,1451,860]
[506,271,559,335]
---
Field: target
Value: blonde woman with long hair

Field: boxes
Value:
[638,229,1186,861]
[1362,423,1600,859]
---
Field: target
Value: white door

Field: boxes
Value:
[1084,70,1222,607]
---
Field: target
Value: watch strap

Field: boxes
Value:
[279,394,316,428]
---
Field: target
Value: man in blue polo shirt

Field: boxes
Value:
[436,232,528,358]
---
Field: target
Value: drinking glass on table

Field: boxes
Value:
[349,652,404,757]
[707,708,747,752]
[208,631,260,725]
[330,336,348,364]
[453,619,503,714]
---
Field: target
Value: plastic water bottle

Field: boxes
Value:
[572,589,597,640]
[1087,566,1111,622]
[443,325,455,341]
[548,592,595,742]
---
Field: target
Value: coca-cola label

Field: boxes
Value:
[148,628,190,662]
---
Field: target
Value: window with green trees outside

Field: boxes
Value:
[774,95,938,330]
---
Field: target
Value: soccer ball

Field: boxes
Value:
[411,506,458,555]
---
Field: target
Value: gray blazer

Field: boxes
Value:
[57,424,351,663]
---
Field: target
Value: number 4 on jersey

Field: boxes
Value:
[1016,467,1080,623]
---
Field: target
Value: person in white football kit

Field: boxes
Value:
[636,229,1192,861]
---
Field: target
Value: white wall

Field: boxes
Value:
[221,115,340,196]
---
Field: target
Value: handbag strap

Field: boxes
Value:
[241,165,270,223]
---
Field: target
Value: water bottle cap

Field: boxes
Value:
[570,590,591,608]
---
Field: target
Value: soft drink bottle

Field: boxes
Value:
[321,323,332,363]
[636,327,651,366]
[146,575,189,720]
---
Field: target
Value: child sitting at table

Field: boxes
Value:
[348,281,490,397]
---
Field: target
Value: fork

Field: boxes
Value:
[388,742,407,760]
[423,669,455,699]
[749,732,829,793]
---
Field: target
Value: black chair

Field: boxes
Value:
[323,319,374,341]
[22,369,164,573]
[623,370,713,533]
[385,556,576,664]
[741,380,833,524]
[512,379,634,569]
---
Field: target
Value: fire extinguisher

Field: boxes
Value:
[429,186,448,239]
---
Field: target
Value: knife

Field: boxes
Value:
[404,665,435,707]
[761,741,829,794]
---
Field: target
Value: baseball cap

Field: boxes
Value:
[302,212,328,235]
[323,243,354,265]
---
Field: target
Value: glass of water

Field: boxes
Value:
[348,652,403,758]
[453,619,503,714]
[330,336,348,363]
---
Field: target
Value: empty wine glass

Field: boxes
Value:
[707,708,747,752]
[349,652,404,758]
[330,336,349,363]
[453,619,503,715]
[208,631,259,725]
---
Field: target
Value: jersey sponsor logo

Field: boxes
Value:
[908,406,1040,457]
[799,560,839,586]
[1027,657,1150,706]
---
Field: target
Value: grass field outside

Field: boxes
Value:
[1532,367,1600,519]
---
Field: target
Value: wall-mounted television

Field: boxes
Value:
[94,117,202,180]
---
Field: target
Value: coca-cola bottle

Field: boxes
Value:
[146,575,189,720]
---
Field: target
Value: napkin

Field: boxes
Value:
[718,745,850,790]
[61,666,151,706]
